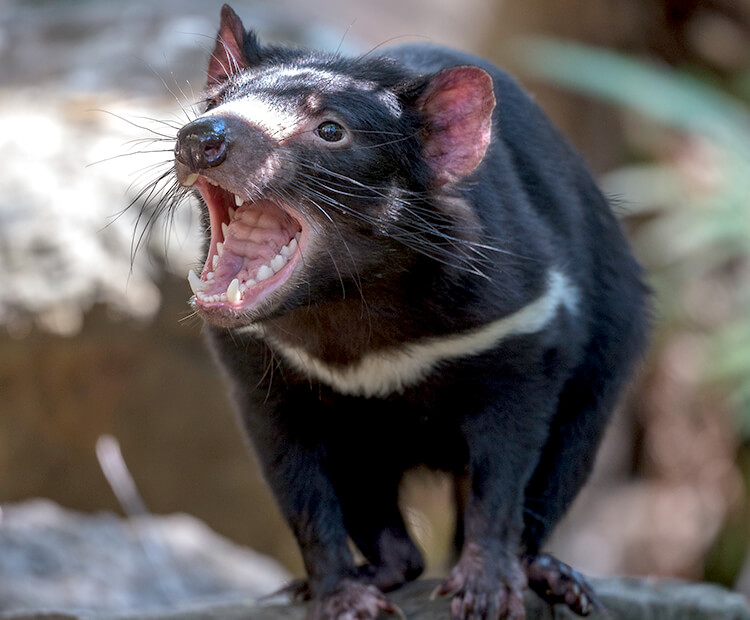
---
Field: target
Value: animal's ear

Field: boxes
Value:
[207,5,262,87]
[417,66,496,187]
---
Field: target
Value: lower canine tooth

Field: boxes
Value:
[187,269,202,294]
[256,265,273,282]
[226,278,241,304]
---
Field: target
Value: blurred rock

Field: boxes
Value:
[0,499,290,615]
[0,92,201,337]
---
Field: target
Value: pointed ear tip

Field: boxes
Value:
[219,4,241,25]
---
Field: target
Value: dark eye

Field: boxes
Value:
[316,121,346,143]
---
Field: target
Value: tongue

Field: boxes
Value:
[212,250,244,282]
[202,203,299,294]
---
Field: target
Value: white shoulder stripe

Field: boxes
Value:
[248,270,578,398]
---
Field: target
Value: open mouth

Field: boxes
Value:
[182,174,304,313]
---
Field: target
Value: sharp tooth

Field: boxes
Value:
[226,279,241,303]
[207,270,215,280]
[280,244,292,258]
[221,222,229,238]
[228,207,236,220]
[183,173,199,187]
[270,254,286,273]
[256,265,273,282]
[217,242,224,256]
[235,194,244,207]
[212,255,218,269]
[187,269,202,294]
[287,238,298,254]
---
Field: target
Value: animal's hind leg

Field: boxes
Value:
[520,371,625,615]
[337,467,425,592]
[521,381,612,553]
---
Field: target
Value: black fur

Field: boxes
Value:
[175,7,649,619]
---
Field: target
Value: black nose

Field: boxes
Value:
[175,117,228,171]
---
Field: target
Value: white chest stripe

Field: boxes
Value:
[256,270,578,398]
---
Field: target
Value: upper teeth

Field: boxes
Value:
[183,173,199,187]
[280,238,297,258]
[235,194,244,207]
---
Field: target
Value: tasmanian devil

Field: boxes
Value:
[169,5,649,619]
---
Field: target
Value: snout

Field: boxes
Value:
[175,117,228,171]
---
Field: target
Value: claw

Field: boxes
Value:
[430,582,450,601]
[390,602,407,620]
[431,573,461,600]
[258,578,311,603]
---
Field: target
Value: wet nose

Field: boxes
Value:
[175,117,228,171]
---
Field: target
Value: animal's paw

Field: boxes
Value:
[306,579,402,620]
[433,546,527,620]
[272,558,418,604]
[522,553,600,616]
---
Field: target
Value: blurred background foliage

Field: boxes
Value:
[1,0,750,605]
[519,40,750,435]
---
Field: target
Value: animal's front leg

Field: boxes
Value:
[436,375,557,620]
[247,402,397,620]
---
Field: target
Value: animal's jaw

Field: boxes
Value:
[177,167,310,325]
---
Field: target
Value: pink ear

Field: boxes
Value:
[207,5,249,87]
[418,66,496,186]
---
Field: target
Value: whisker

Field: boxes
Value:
[90,109,178,139]
[142,58,194,124]
[87,149,174,168]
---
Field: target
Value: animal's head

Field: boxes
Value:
[175,4,495,327]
